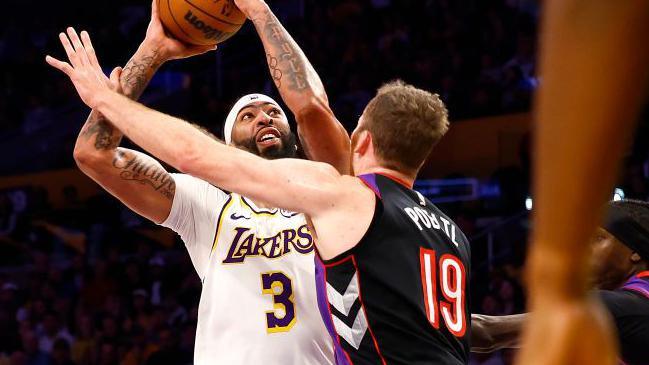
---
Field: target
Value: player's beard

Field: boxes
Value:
[238,131,298,160]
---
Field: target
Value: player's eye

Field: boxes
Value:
[591,232,606,243]
[269,108,280,117]
[241,113,254,121]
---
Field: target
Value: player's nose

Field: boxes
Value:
[255,112,273,127]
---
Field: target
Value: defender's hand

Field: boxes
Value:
[46,28,116,109]
[233,0,268,19]
[143,0,216,61]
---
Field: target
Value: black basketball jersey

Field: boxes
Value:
[315,173,472,365]
[599,271,649,365]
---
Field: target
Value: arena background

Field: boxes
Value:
[1,1,648,364]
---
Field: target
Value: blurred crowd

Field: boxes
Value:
[2,0,649,364]
[0,0,539,150]
[0,185,201,365]
[0,181,527,365]
[1,149,648,364]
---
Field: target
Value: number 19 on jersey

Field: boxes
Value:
[419,248,467,337]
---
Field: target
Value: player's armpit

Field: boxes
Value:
[76,147,175,224]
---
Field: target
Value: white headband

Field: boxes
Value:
[223,94,285,145]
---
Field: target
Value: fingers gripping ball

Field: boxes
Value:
[158,0,245,46]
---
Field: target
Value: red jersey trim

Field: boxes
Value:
[323,255,388,364]
[375,172,414,189]
[637,271,649,278]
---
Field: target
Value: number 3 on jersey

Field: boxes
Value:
[420,248,467,337]
[261,272,296,333]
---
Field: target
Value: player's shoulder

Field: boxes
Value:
[172,173,227,193]
[337,175,378,202]
[599,288,649,318]
[297,161,365,195]
[170,173,230,210]
[171,172,205,187]
[310,160,347,182]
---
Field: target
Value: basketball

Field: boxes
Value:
[158,0,246,46]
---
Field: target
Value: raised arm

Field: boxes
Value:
[49,27,331,213]
[236,0,351,174]
[47,28,372,258]
[90,90,344,217]
[72,1,214,223]
[90,92,371,259]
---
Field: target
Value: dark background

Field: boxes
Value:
[0,1,647,364]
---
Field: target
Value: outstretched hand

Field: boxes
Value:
[45,27,119,109]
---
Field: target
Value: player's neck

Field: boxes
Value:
[356,166,416,188]
[632,262,649,277]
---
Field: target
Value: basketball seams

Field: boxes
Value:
[183,0,244,27]
[160,0,244,45]
[165,0,206,45]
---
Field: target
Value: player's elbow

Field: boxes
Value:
[73,145,103,171]
[295,96,333,126]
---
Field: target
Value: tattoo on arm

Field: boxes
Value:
[113,150,176,200]
[79,49,162,151]
[256,9,308,91]
[121,49,162,99]
[80,115,118,150]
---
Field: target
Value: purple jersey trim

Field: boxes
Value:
[358,174,382,199]
[315,256,352,365]
[622,275,649,299]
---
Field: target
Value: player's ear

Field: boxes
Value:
[354,130,372,156]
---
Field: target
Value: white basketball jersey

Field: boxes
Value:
[161,174,334,365]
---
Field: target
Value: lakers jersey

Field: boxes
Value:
[161,174,334,365]
[315,173,471,364]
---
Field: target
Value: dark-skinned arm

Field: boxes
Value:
[73,0,214,223]
[236,0,351,174]
[470,314,525,353]
[519,1,649,364]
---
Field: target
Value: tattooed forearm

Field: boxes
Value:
[80,115,119,150]
[113,150,175,200]
[254,8,309,91]
[78,48,163,151]
[267,53,283,89]
[121,49,162,99]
